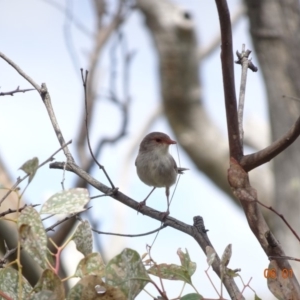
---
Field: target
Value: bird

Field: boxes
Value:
[135,132,188,218]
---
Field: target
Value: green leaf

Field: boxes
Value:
[67,275,126,300]
[19,157,39,183]
[180,293,204,300]
[177,248,196,276]
[72,220,93,256]
[40,188,90,214]
[34,269,65,299]
[75,253,106,278]
[106,248,150,300]
[18,206,50,269]
[0,267,32,299]
[148,263,192,284]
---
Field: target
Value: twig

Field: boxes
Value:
[0,204,40,218]
[0,52,40,90]
[45,209,90,232]
[256,199,300,243]
[0,140,72,205]
[236,46,258,149]
[269,256,300,262]
[86,33,135,173]
[0,86,34,96]
[91,223,167,237]
[80,69,116,190]
[0,243,17,268]
[40,84,74,160]
[235,44,254,147]
[0,52,74,161]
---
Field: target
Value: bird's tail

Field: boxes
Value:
[177,167,189,174]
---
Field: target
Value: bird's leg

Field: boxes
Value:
[137,186,156,212]
[160,187,170,220]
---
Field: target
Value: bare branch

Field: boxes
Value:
[91,223,167,237]
[215,0,242,161]
[80,69,116,189]
[0,52,40,91]
[256,199,300,243]
[240,116,300,172]
[0,204,40,218]
[45,209,90,232]
[235,44,258,147]
[0,86,34,96]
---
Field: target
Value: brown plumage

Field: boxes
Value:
[135,132,188,218]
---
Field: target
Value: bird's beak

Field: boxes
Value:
[166,139,177,145]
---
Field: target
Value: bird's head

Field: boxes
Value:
[139,132,177,155]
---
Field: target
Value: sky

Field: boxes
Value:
[0,0,274,299]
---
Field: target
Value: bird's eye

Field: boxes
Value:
[155,138,162,143]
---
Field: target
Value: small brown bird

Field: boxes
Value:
[135,132,188,218]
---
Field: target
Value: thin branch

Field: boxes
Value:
[91,224,167,237]
[235,45,254,147]
[0,140,72,205]
[240,116,300,172]
[40,84,74,160]
[45,209,90,232]
[0,204,40,218]
[269,256,300,262]
[256,199,300,243]
[80,69,116,189]
[0,52,40,90]
[0,243,17,268]
[0,86,34,96]
[0,52,74,161]
[83,33,135,177]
